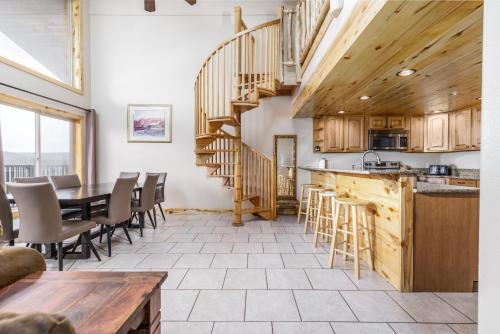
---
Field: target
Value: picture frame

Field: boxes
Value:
[127,104,172,143]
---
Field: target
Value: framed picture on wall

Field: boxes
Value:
[127,104,172,143]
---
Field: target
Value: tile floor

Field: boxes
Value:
[8,213,479,334]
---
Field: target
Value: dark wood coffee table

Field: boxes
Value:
[0,271,167,334]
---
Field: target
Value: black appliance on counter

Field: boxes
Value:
[428,165,451,176]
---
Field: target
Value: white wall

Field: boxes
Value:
[479,1,500,332]
[440,151,481,169]
[89,0,292,209]
[0,0,91,114]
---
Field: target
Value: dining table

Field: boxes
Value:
[9,182,143,259]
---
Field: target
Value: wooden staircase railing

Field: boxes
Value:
[194,7,285,225]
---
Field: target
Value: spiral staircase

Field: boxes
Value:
[194,6,298,226]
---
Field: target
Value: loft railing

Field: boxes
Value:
[4,164,69,182]
[194,19,283,137]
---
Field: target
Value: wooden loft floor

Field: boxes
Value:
[292,0,483,118]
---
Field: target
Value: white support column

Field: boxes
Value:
[479,1,500,333]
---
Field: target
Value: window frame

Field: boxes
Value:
[0,0,83,95]
[0,93,85,182]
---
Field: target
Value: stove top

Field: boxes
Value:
[363,160,401,170]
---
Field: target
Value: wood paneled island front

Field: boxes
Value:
[301,167,479,292]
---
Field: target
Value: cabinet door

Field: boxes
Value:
[324,117,344,152]
[369,116,386,129]
[425,114,449,152]
[387,116,406,129]
[448,178,478,188]
[313,117,325,152]
[449,109,472,151]
[343,116,365,152]
[471,108,481,150]
[408,116,424,152]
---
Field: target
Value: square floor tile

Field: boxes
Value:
[161,289,199,320]
[160,269,187,289]
[188,226,215,234]
[222,234,249,242]
[248,254,284,268]
[282,254,321,268]
[341,291,414,322]
[249,234,276,242]
[292,242,327,254]
[387,292,472,323]
[223,269,267,289]
[174,254,214,268]
[178,269,226,289]
[214,227,238,234]
[232,243,263,253]
[448,324,478,334]
[211,254,247,268]
[263,242,295,253]
[273,322,334,334]
[189,290,246,321]
[98,253,148,269]
[276,234,305,242]
[389,323,455,334]
[136,242,175,253]
[201,242,233,254]
[161,321,213,334]
[294,290,356,321]
[246,290,300,321]
[194,233,223,242]
[331,322,395,334]
[212,322,272,334]
[167,233,198,242]
[267,269,311,289]
[305,269,357,290]
[343,269,395,290]
[135,254,181,269]
[435,293,478,322]
[169,243,204,254]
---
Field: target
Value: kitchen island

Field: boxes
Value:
[300,166,479,292]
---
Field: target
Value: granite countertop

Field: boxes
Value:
[422,175,480,180]
[299,166,419,176]
[415,182,480,193]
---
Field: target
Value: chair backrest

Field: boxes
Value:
[0,185,14,241]
[50,174,81,189]
[108,177,138,224]
[140,174,160,211]
[119,172,140,179]
[8,183,62,243]
[147,172,167,203]
[14,176,50,184]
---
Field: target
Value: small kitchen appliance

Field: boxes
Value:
[428,165,450,176]
[368,129,408,151]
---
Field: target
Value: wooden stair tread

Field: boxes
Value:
[241,207,272,215]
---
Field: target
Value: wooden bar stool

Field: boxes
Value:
[303,187,329,234]
[312,191,336,246]
[296,184,321,225]
[329,197,373,280]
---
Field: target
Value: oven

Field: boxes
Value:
[368,129,408,151]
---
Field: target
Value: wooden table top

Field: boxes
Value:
[0,271,167,334]
[8,182,143,206]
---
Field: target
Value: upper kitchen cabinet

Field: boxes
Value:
[408,116,424,152]
[324,116,344,152]
[449,109,472,151]
[387,116,406,129]
[425,113,449,152]
[471,107,481,150]
[369,116,387,129]
[343,116,365,152]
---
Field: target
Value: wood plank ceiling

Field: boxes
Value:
[292,0,483,118]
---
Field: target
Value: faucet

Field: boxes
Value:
[362,150,381,170]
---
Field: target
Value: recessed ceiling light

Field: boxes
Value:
[477,97,482,100]
[359,95,371,101]
[337,110,347,114]
[397,69,416,77]
[450,91,459,96]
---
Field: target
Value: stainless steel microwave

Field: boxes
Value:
[368,129,408,151]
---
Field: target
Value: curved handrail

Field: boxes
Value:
[197,19,281,75]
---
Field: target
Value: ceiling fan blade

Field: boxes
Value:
[185,0,196,5]
[145,0,155,12]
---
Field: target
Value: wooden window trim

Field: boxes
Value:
[0,93,86,183]
[0,0,84,95]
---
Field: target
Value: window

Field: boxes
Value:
[0,104,74,182]
[0,0,82,92]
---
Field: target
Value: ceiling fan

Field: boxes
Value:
[145,0,196,12]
